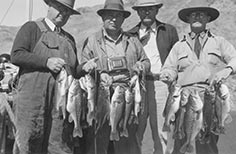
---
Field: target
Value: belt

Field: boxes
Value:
[146,74,160,81]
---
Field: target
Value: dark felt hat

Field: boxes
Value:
[44,0,80,15]
[97,0,131,18]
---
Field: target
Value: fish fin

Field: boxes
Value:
[73,127,83,138]
[110,131,120,141]
[173,130,185,140]
[162,123,171,132]
[68,115,73,123]
[120,128,129,138]
[180,143,194,153]
[225,114,233,124]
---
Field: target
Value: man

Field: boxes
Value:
[10,0,81,153]
[127,0,179,153]
[160,5,236,154]
[78,0,150,154]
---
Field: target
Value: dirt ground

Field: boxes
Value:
[142,112,236,154]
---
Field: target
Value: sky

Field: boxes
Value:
[0,0,105,26]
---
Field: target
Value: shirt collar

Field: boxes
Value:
[189,29,208,39]
[45,18,56,31]
[103,28,123,43]
[140,22,156,33]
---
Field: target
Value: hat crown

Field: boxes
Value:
[135,0,162,6]
[103,0,125,11]
[44,0,80,14]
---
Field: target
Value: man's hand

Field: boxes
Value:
[100,72,113,85]
[132,61,144,75]
[46,57,65,73]
[208,67,233,86]
[160,72,173,83]
[82,57,99,73]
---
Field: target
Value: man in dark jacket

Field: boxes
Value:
[10,0,81,153]
[127,0,179,154]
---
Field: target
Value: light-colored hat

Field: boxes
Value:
[44,0,80,15]
[132,0,163,10]
[97,0,131,18]
[178,6,219,23]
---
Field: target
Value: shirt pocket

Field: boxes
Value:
[177,53,191,72]
[207,50,222,65]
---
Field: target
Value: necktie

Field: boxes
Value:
[54,27,61,34]
[140,27,151,46]
[194,35,201,58]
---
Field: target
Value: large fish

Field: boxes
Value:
[110,85,125,141]
[55,67,73,119]
[180,89,203,153]
[213,83,232,134]
[85,74,96,126]
[67,79,83,138]
[120,87,134,137]
[162,84,182,132]
[95,73,112,133]
[173,88,191,139]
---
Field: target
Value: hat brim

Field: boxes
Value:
[44,0,80,15]
[178,7,219,23]
[97,9,131,18]
[132,3,163,10]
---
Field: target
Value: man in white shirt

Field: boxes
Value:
[128,0,179,154]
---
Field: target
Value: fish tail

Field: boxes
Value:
[180,143,194,153]
[120,128,129,137]
[162,122,171,132]
[73,127,83,138]
[110,131,120,141]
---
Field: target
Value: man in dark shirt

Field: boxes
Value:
[11,0,81,153]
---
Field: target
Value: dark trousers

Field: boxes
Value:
[80,120,141,154]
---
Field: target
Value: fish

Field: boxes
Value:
[133,76,141,124]
[95,81,111,133]
[55,67,73,119]
[110,85,125,141]
[85,74,96,126]
[165,124,175,154]
[173,88,191,139]
[120,87,134,137]
[213,83,232,134]
[66,79,83,138]
[162,84,182,132]
[180,89,203,153]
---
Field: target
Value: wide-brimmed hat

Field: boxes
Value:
[178,6,219,23]
[44,0,80,15]
[132,0,163,10]
[97,0,131,18]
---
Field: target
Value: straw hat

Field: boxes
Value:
[132,0,163,10]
